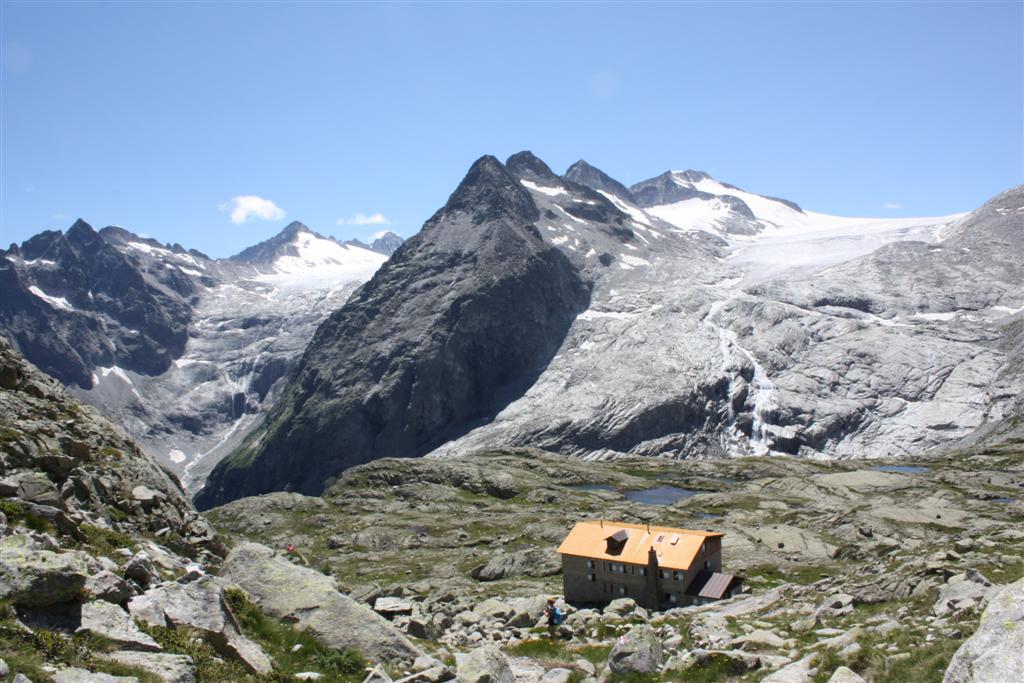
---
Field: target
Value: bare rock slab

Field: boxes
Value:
[220,541,422,663]
[77,600,161,651]
[103,652,197,683]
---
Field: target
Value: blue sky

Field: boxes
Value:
[2,1,1021,257]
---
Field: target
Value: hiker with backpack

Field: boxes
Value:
[545,597,564,638]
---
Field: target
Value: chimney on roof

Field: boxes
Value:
[643,546,660,610]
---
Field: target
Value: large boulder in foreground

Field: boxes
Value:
[0,535,92,606]
[220,542,422,663]
[944,577,1024,683]
[127,575,272,674]
[607,623,663,676]
[455,645,514,683]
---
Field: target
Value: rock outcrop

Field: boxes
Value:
[220,541,422,663]
[944,577,1024,683]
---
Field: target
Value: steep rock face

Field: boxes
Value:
[0,220,193,387]
[195,155,592,507]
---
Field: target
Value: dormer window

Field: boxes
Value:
[605,528,630,556]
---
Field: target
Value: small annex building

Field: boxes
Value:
[557,520,743,610]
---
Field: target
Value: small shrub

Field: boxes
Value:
[79,524,135,555]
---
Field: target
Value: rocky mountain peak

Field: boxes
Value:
[65,218,101,251]
[505,150,560,183]
[435,154,539,226]
[196,152,591,507]
[228,221,324,264]
[369,231,404,256]
[280,220,310,238]
[563,159,636,204]
[17,229,67,261]
[672,169,713,184]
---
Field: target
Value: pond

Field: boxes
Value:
[568,483,698,506]
[624,485,698,505]
[993,497,1016,504]
[872,465,929,474]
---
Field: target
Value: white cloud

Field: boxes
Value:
[882,202,903,210]
[337,212,392,226]
[219,195,286,224]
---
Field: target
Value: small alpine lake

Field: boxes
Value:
[872,465,930,474]
[568,483,699,505]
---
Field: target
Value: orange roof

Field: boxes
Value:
[557,520,722,571]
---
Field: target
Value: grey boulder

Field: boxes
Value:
[85,570,135,604]
[455,646,514,683]
[933,569,993,617]
[127,575,271,674]
[77,600,161,651]
[607,624,663,676]
[944,577,1024,683]
[220,542,421,663]
[0,535,91,606]
[103,652,196,683]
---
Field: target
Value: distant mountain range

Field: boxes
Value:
[195,153,1023,508]
[2,155,1020,510]
[0,220,402,490]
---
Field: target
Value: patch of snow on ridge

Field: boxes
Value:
[577,309,638,321]
[27,286,74,311]
[620,254,651,267]
[596,190,654,227]
[913,311,959,321]
[647,197,736,234]
[262,233,387,287]
[520,179,568,197]
[127,241,173,257]
[97,365,143,400]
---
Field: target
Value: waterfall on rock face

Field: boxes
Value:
[704,299,776,456]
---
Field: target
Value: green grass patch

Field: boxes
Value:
[0,622,159,683]
[574,643,612,665]
[662,651,749,682]
[0,500,55,534]
[744,563,836,587]
[77,524,136,556]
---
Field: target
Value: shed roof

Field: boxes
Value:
[686,571,741,599]
[557,520,722,571]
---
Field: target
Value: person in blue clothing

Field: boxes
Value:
[544,597,564,638]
